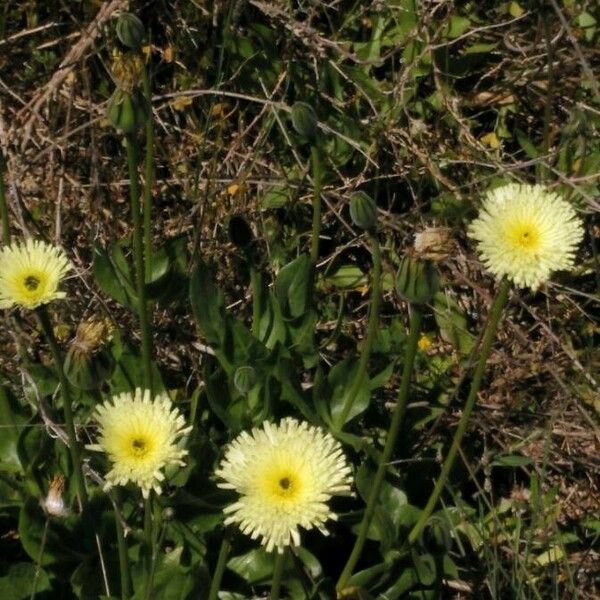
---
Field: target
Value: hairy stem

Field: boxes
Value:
[36,307,88,510]
[309,145,322,268]
[408,278,511,545]
[0,152,10,244]
[270,550,286,600]
[208,535,231,600]
[125,134,153,392]
[336,306,423,591]
[250,267,261,338]
[142,67,154,281]
[113,491,131,600]
[333,232,382,430]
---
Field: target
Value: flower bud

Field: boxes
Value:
[291,102,318,143]
[116,13,145,50]
[414,227,452,262]
[349,191,378,231]
[233,365,257,394]
[64,317,115,390]
[107,88,150,133]
[395,256,440,305]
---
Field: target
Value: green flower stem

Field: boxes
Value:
[336,305,423,592]
[270,550,286,600]
[125,134,153,393]
[143,494,153,551]
[208,535,231,600]
[407,278,511,545]
[113,491,131,600]
[142,494,153,598]
[36,307,88,510]
[0,153,10,244]
[250,267,261,338]
[310,145,322,267]
[142,67,154,280]
[333,232,382,431]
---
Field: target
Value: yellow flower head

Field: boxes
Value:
[468,183,584,290]
[87,389,191,498]
[215,418,353,553]
[0,239,71,309]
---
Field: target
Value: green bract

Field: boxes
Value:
[116,13,145,50]
[349,192,378,231]
[395,257,440,305]
[107,88,150,133]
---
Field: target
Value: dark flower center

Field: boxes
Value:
[24,275,40,291]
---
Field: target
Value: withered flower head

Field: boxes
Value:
[110,49,144,92]
[413,227,453,262]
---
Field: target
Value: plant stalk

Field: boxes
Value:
[0,152,10,244]
[142,67,154,281]
[142,493,153,598]
[250,267,261,338]
[333,231,382,430]
[336,305,423,591]
[407,278,511,545]
[113,491,131,600]
[208,535,231,600]
[36,307,88,510]
[270,550,286,600]
[125,134,153,393]
[309,145,322,267]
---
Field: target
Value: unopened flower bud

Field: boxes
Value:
[396,256,440,305]
[291,102,318,143]
[233,365,257,394]
[349,191,378,231]
[414,227,452,262]
[43,474,69,517]
[107,88,150,133]
[116,13,145,50]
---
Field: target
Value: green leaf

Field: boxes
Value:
[413,553,436,586]
[189,260,228,349]
[261,185,290,209]
[0,385,29,473]
[228,548,278,585]
[328,357,371,425]
[0,562,51,599]
[18,498,83,566]
[275,254,311,319]
[324,264,367,290]
[491,454,532,467]
[132,547,208,600]
[433,292,475,355]
[515,128,540,159]
[446,16,470,39]
[92,243,137,309]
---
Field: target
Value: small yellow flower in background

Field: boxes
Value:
[171,95,193,112]
[87,389,191,498]
[0,239,71,310]
[468,183,584,290]
[216,418,353,553]
[418,334,432,351]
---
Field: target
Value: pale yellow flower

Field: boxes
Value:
[216,418,353,553]
[87,389,191,498]
[0,239,71,309]
[468,183,584,289]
